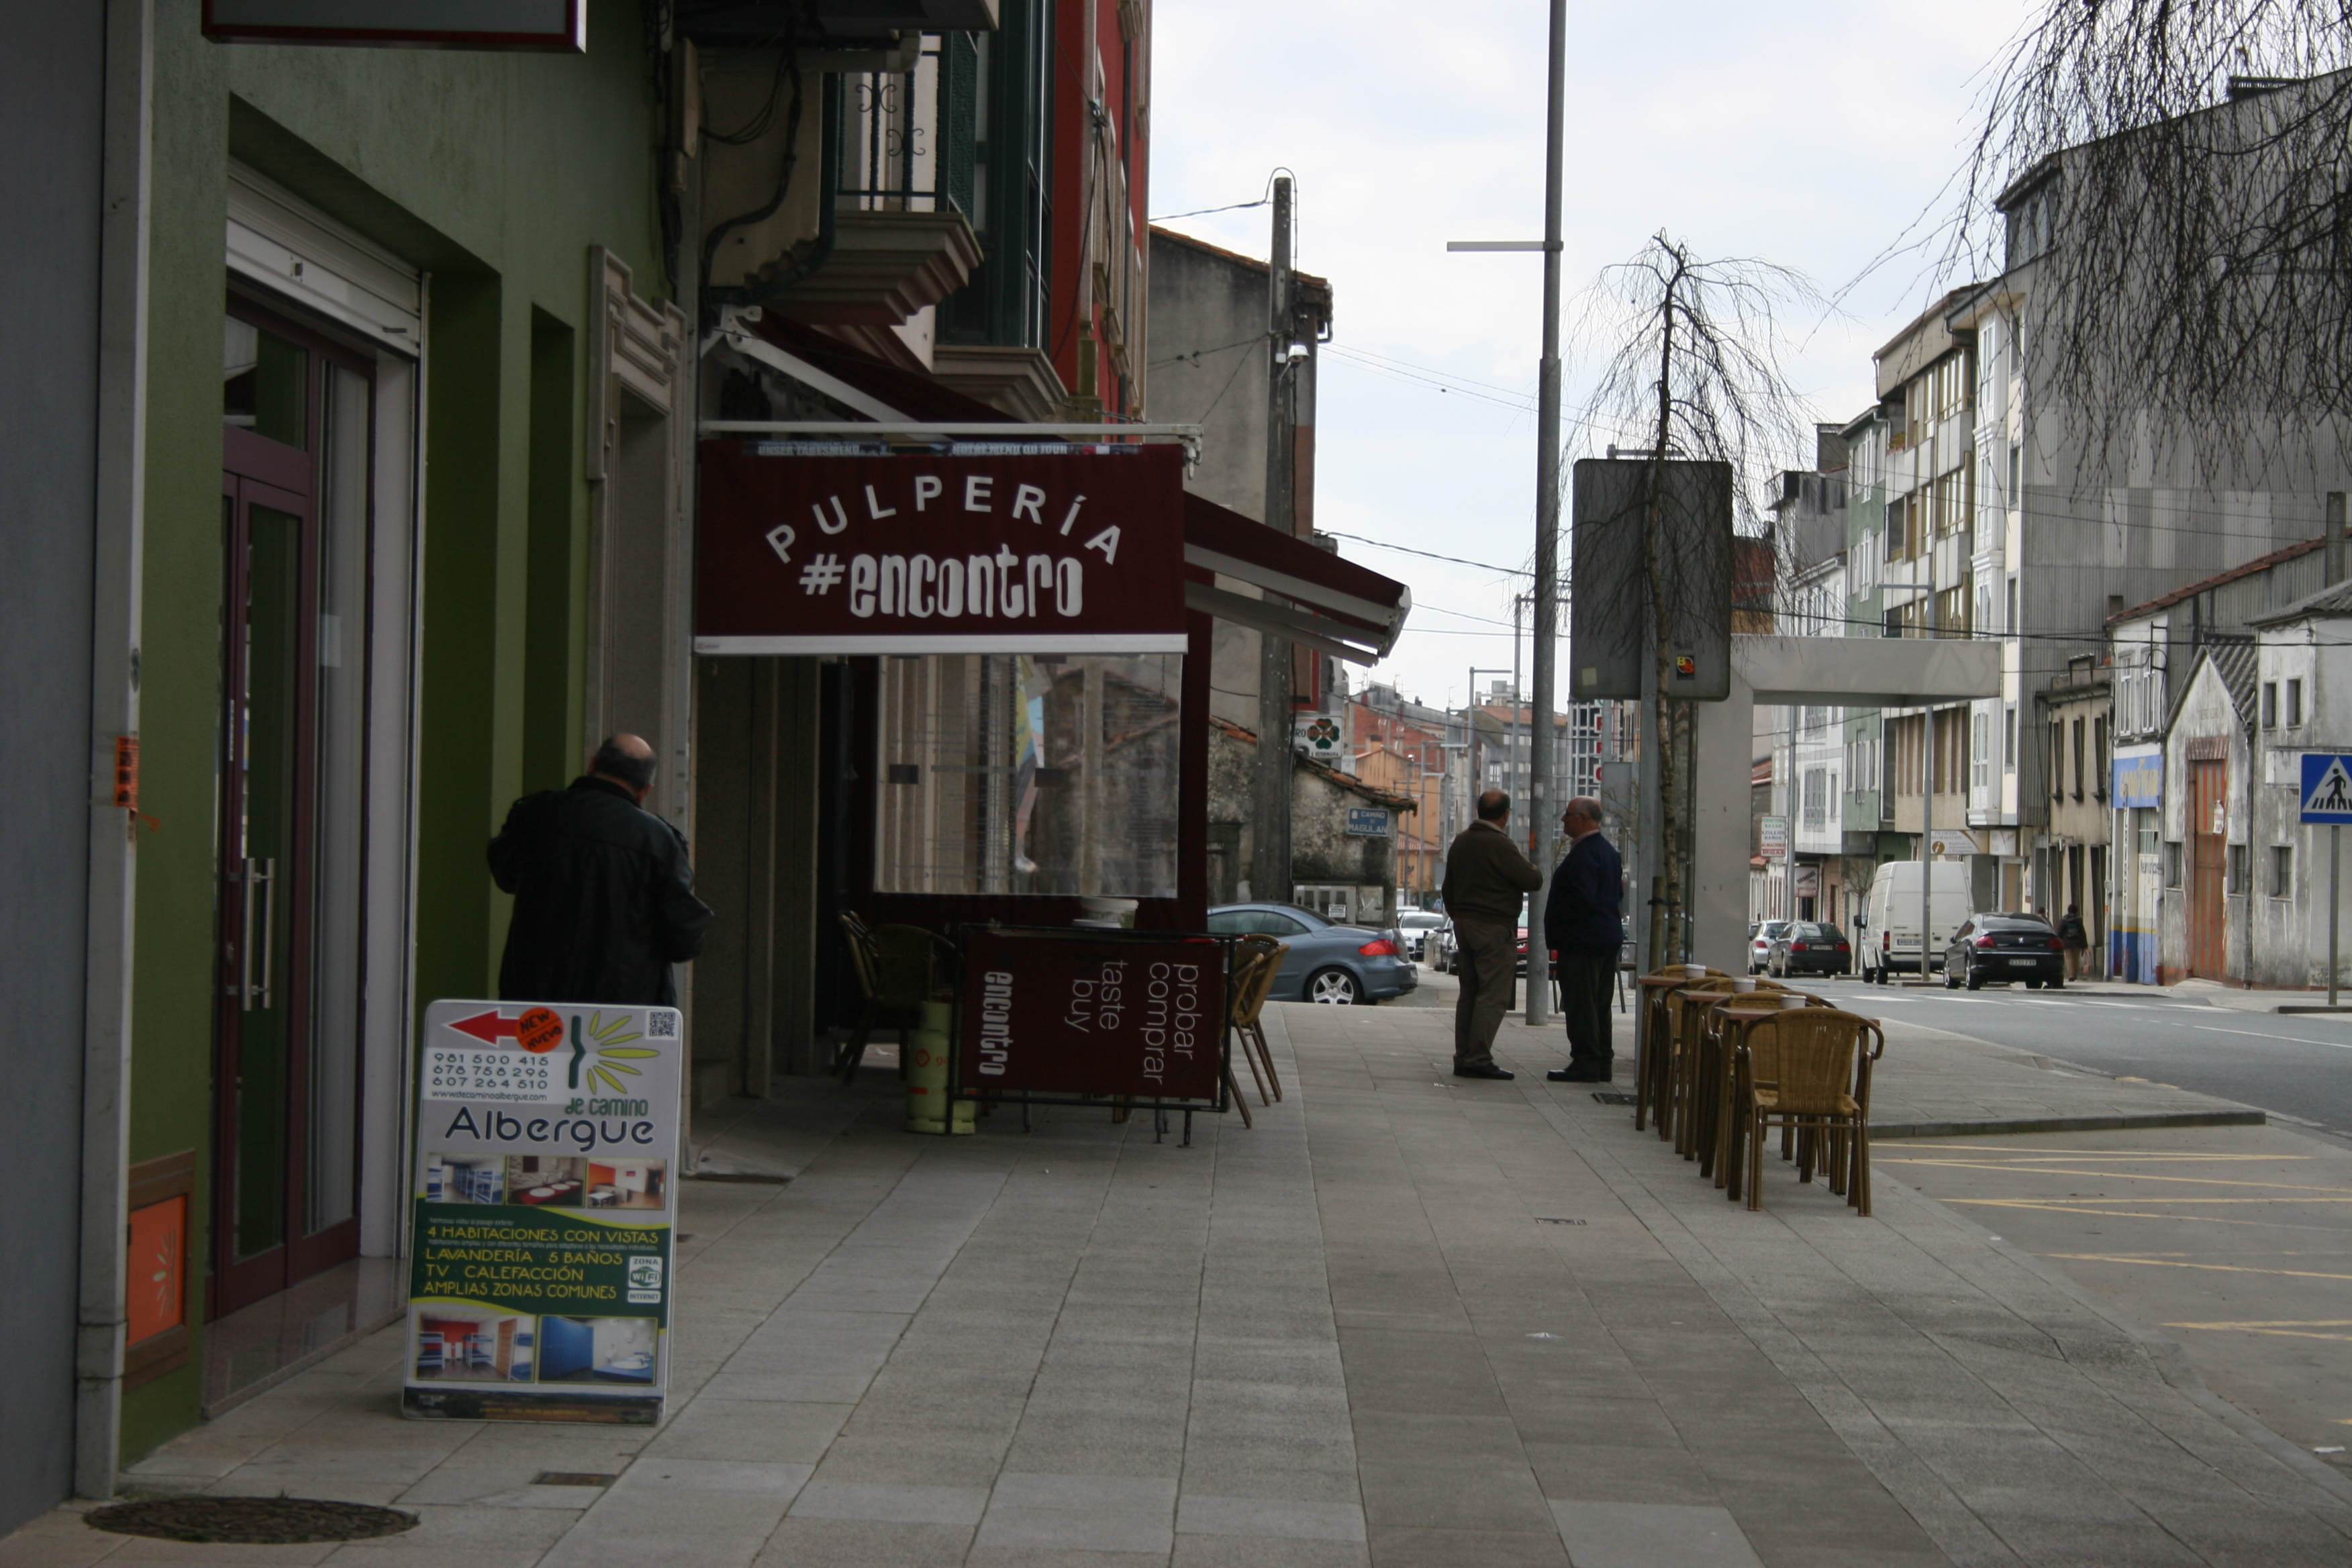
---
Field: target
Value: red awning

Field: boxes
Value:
[1181,493,1409,665]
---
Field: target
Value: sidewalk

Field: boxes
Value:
[9,1003,2349,1568]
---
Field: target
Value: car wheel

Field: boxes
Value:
[2048,975,2064,990]
[1964,960,1985,991]
[1944,959,1961,989]
[1306,967,1360,1005]
[2024,978,2043,990]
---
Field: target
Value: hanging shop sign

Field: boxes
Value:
[697,443,1189,656]
[203,0,585,50]
[2112,748,2161,810]
[1759,816,1787,861]
[959,929,1227,1102]
[402,999,683,1424]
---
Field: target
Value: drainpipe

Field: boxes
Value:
[78,0,153,1500]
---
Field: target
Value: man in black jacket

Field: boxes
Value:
[1543,795,1623,1083]
[489,734,713,1005]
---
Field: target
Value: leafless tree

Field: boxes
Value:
[1952,3,2352,483]
[1573,234,1820,958]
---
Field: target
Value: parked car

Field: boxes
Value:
[1766,921,1852,978]
[1857,860,1971,983]
[1206,903,1419,1004]
[1943,912,2065,990]
[1428,917,1459,973]
[1747,920,1791,974]
[1397,909,1446,963]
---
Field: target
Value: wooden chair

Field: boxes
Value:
[1661,979,1741,1154]
[1228,938,1288,1106]
[1727,1008,1883,1215]
[1634,967,1730,1133]
[834,913,957,1083]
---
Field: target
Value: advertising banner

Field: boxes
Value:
[959,930,1226,1101]
[697,443,1188,656]
[402,999,682,1423]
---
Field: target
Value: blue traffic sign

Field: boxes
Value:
[2301,753,2352,824]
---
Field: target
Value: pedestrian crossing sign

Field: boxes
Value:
[2300,753,2352,823]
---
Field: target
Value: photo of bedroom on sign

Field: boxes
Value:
[425,1153,503,1205]
[586,1159,666,1210]
[536,1316,656,1384]
[412,1308,536,1382]
[505,1155,585,1205]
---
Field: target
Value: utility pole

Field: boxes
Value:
[1251,176,1295,908]
[1523,0,1567,1024]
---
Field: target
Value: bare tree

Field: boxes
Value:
[1953,3,2352,481]
[1574,234,1820,959]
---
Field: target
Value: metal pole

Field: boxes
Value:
[1920,709,1932,985]
[1252,177,1295,908]
[2331,824,2340,1008]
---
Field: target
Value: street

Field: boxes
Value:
[1799,978,2352,1140]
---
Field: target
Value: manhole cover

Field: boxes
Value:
[87,1498,417,1545]
[1591,1091,1636,1106]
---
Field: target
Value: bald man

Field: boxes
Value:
[1542,795,1623,1083]
[489,734,713,1005]
[1440,789,1544,1079]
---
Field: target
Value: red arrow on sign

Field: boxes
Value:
[446,1010,520,1044]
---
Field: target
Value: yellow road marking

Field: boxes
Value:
[2165,1322,2352,1342]
[1950,1200,2275,1224]
[1877,1159,2349,1191]
[2048,1254,2352,1283]
[1886,1145,2300,1159]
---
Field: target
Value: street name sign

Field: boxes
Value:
[2301,754,2352,824]
[1345,807,1392,838]
[402,999,682,1423]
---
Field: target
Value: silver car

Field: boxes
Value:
[1747,920,1790,974]
[1397,910,1445,963]
[1206,903,1420,1004]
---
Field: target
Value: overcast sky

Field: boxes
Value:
[1148,0,2041,712]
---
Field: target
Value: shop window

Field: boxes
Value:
[2273,844,2294,898]
[223,317,308,449]
[875,652,1182,898]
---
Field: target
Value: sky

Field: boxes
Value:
[1147,0,2042,712]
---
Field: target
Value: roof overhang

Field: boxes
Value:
[1179,493,1410,665]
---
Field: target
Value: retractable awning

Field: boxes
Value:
[1181,493,1410,665]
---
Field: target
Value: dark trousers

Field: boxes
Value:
[1453,920,1517,1068]
[1558,948,1615,1073]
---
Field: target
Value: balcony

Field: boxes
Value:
[771,208,985,328]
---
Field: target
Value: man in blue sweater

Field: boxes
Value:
[1542,795,1623,1083]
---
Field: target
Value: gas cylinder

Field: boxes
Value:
[904,1000,973,1134]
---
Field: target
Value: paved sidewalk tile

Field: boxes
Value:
[13,1000,2352,1567]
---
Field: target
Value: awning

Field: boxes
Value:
[1181,493,1410,665]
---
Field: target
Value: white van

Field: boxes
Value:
[1856,861,1971,983]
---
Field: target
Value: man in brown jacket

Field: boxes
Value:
[1441,790,1544,1079]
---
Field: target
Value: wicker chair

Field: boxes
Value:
[1634,967,1728,1132]
[834,913,957,1083]
[1228,938,1288,1107]
[1728,1008,1883,1215]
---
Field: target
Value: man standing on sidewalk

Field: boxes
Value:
[1544,795,1623,1084]
[2058,903,2089,981]
[1440,790,1543,1080]
[489,734,714,1005]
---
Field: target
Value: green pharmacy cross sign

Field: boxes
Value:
[404,1000,684,1423]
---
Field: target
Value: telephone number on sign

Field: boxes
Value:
[426,1048,554,1097]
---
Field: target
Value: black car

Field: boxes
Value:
[1765,921,1851,977]
[1944,912,2065,989]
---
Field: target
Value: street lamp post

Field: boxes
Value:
[1447,0,1567,1024]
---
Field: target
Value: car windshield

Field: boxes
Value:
[1399,913,1442,929]
[1758,922,1788,940]
[1813,925,1845,942]
[1979,916,2042,930]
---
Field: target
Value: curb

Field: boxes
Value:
[1872,1110,2267,1138]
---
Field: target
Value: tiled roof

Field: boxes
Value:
[2107,537,2324,626]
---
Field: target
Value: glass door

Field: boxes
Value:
[214,303,371,1317]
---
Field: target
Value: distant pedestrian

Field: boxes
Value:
[489,734,713,1005]
[2057,903,2088,980]
[1440,790,1543,1080]
[1544,796,1623,1083]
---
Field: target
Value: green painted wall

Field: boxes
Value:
[124,0,665,1459]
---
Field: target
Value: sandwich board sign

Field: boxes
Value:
[402,999,682,1423]
[2301,754,2352,824]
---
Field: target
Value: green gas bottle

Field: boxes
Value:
[904,1000,973,1134]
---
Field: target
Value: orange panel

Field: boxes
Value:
[126,1195,187,1344]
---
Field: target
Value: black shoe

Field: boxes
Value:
[1547,1065,1612,1083]
[1453,1063,1515,1080]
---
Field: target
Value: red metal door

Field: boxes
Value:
[2189,760,2228,979]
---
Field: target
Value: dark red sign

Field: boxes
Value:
[697,444,1187,655]
[959,931,1226,1101]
